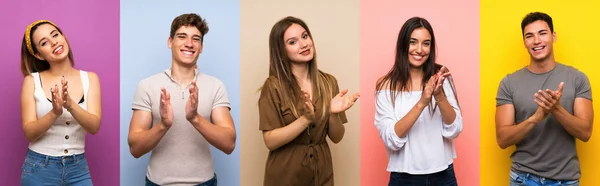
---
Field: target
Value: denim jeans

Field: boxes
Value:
[145,174,217,186]
[389,164,458,186]
[21,149,92,186]
[509,170,579,186]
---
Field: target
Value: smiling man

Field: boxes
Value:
[127,13,236,186]
[495,12,593,186]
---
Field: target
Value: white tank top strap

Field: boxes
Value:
[80,70,90,97]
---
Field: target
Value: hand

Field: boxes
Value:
[433,66,451,96]
[50,84,63,116]
[61,76,75,111]
[185,81,199,121]
[160,88,173,128]
[301,90,315,121]
[534,82,564,112]
[529,107,549,124]
[329,89,360,114]
[419,76,436,106]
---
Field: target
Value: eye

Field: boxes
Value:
[288,40,296,45]
[52,33,59,38]
[178,35,186,39]
[302,33,309,39]
[41,41,47,46]
[423,42,431,47]
[409,40,417,45]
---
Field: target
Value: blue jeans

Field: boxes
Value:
[389,164,458,186]
[145,174,217,186]
[509,170,579,186]
[21,149,92,186]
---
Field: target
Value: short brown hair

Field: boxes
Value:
[170,13,209,42]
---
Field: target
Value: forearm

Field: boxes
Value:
[128,121,169,158]
[68,105,101,134]
[552,105,592,141]
[394,102,426,138]
[327,113,345,143]
[190,114,236,154]
[23,111,60,142]
[263,116,311,151]
[435,94,457,124]
[496,118,537,149]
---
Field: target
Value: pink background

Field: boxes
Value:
[0,1,120,185]
[359,0,480,185]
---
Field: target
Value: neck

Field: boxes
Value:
[291,62,310,85]
[47,58,75,76]
[171,61,196,85]
[528,54,556,74]
[409,66,424,80]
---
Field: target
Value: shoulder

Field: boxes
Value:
[557,63,587,78]
[318,70,338,85]
[198,72,225,86]
[262,76,280,91]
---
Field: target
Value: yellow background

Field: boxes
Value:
[480,0,600,185]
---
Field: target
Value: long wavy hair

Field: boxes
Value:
[264,16,334,121]
[376,17,460,114]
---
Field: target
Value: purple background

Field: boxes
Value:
[0,1,120,185]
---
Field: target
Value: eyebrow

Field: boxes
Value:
[175,32,202,39]
[410,38,431,42]
[285,31,308,43]
[525,29,549,36]
[37,30,58,46]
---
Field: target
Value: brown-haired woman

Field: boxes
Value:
[20,20,102,185]
[258,16,360,186]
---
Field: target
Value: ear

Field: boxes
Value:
[552,32,556,43]
[168,37,173,49]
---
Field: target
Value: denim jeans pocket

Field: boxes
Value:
[21,157,43,175]
[509,171,525,185]
[75,158,90,172]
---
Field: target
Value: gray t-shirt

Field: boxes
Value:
[496,63,592,180]
[132,69,230,185]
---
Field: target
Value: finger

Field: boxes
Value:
[439,66,448,74]
[534,99,551,110]
[441,72,451,78]
[338,89,348,97]
[537,90,553,100]
[557,82,564,93]
[534,93,549,104]
[165,91,170,101]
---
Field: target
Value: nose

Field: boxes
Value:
[300,39,308,48]
[49,38,58,47]
[416,43,423,54]
[184,37,193,48]
[533,35,541,45]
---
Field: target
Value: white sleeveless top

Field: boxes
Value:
[28,71,89,156]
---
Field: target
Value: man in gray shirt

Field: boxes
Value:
[495,12,593,185]
[127,13,236,186]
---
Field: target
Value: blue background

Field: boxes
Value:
[119,0,240,185]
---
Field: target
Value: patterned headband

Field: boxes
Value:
[25,20,58,56]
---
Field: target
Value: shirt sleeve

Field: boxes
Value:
[439,79,463,139]
[212,79,231,110]
[258,79,286,131]
[496,75,513,107]
[132,80,152,112]
[574,70,592,101]
[374,91,407,151]
[328,75,348,125]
